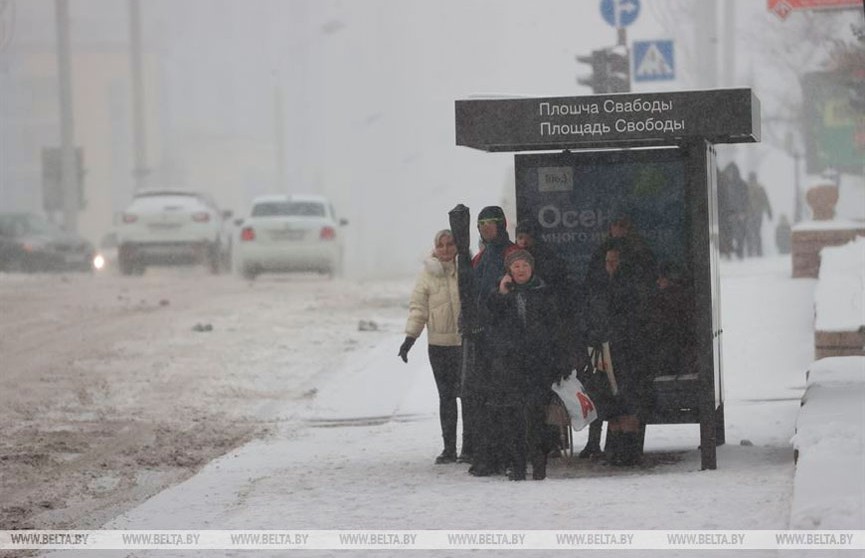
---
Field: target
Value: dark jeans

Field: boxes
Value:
[428,345,463,453]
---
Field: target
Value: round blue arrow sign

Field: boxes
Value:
[600,0,640,28]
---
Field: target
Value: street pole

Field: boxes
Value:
[55,0,79,233]
[273,73,286,193]
[129,0,148,192]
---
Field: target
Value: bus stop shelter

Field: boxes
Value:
[454,88,761,470]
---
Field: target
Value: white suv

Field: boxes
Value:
[235,194,346,279]
[117,189,231,275]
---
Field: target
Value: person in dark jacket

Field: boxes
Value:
[584,245,651,466]
[579,214,655,458]
[718,163,748,260]
[515,218,584,455]
[745,171,773,257]
[647,261,697,383]
[466,205,518,476]
[485,249,564,480]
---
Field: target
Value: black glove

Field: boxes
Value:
[398,336,416,363]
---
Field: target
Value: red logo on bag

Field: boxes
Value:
[576,392,595,419]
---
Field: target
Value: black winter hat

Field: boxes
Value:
[477,206,505,222]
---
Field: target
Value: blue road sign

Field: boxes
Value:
[633,40,675,82]
[600,0,640,28]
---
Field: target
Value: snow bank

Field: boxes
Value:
[789,357,865,529]
[814,236,865,332]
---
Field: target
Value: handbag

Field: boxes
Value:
[551,373,598,431]
[575,344,618,420]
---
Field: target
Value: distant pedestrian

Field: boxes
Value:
[775,214,792,255]
[745,171,773,257]
[399,229,466,464]
[718,163,748,260]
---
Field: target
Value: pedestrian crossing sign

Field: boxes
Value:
[633,40,675,82]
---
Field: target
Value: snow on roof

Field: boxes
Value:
[814,236,865,331]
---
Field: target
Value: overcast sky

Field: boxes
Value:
[2,1,862,277]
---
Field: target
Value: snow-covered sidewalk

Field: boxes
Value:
[39,256,864,557]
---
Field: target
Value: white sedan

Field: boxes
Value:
[235,194,347,279]
[116,189,231,275]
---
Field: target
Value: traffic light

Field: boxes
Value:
[604,46,631,93]
[576,47,631,94]
[576,49,608,94]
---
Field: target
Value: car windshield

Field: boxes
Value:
[252,202,326,218]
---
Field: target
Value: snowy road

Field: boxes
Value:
[0,268,412,532]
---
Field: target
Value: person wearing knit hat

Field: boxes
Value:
[514,217,583,460]
[484,242,566,480]
[503,248,534,272]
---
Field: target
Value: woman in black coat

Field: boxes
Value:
[484,249,565,480]
[584,244,652,466]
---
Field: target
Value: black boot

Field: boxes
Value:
[532,454,547,480]
[579,421,603,458]
[619,432,642,466]
[435,434,457,464]
[606,431,624,466]
[435,448,457,464]
[508,469,526,481]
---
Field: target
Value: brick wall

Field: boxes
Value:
[815,330,865,359]
[791,227,865,278]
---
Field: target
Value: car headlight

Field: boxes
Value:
[93,253,106,270]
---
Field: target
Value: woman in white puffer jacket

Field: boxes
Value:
[398,229,466,464]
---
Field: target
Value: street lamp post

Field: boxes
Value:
[55,0,79,233]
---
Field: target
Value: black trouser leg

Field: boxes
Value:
[580,420,603,457]
[526,398,548,479]
[502,404,526,480]
[469,397,497,475]
[460,396,477,456]
[429,345,460,454]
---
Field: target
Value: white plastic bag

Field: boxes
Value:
[551,372,599,432]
